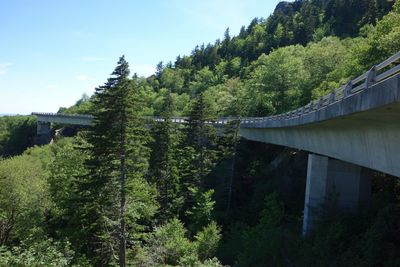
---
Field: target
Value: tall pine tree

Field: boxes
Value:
[77,56,155,267]
[183,93,218,187]
[180,94,219,233]
[148,91,181,222]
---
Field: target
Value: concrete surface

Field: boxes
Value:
[302,154,372,236]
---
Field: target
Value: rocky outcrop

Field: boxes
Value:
[274,1,303,15]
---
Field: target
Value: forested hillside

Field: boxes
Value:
[0,116,36,158]
[1,1,400,266]
[63,0,398,118]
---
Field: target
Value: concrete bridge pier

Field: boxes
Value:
[302,154,372,236]
[35,121,52,145]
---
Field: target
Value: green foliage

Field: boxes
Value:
[58,93,93,115]
[75,56,158,265]
[258,193,285,227]
[0,139,96,265]
[174,0,392,74]
[47,138,87,212]
[236,193,286,267]
[195,221,221,262]
[185,188,216,233]
[160,68,185,94]
[46,138,90,249]
[202,83,237,117]
[190,67,218,95]
[245,45,309,114]
[0,145,53,246]
[152,89,192,116]
[149,92,182,222]
[358,0,400,66]
[147,218,197,266]
[0,239,90,267]
[133,218,222,267]
[60,0,397,121]
[1,1,399,266]
[304,37,351,98]
[183,94,218,187]
[0,116,36,157]
[125,177,159,240]
[284,203,400,267]
[216,222,247,264]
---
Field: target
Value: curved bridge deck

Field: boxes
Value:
[33,52,400,177]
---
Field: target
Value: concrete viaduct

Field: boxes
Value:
[33,51,400,235]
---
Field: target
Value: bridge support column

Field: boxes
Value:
[35,121,52,145]
[302,154,372,236]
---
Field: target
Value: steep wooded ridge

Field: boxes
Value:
[170,0,393,71]
[61,0,397,118]
[1,1,400,266]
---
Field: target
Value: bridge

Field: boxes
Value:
[33,51,400,235]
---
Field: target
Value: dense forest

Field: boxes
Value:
[1,0,400,266]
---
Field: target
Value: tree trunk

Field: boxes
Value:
[119,113,127,267]
[119,165,126,267]
[227,120,240,211]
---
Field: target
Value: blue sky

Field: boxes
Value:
[0,0,281,114]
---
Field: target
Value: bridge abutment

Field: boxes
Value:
[34,121,52,145]
[302,154,372,236]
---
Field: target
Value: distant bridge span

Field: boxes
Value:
[33,52,400,235]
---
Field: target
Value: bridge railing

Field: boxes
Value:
[149,116,237,125]
[239,51,400,127]
[33,52,400,128]
[32,112,94,119]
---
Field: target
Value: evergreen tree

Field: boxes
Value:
[77,56,154,267]
[183,94,217,188]
[149,92,181,222]
[179,94,219,233]
[156,61,164,78]
[219,119,241,211]
[219,28,231,59]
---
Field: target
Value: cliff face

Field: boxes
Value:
[274,1,303,15]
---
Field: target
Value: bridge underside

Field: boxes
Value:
[240,102,400,177]
[240,75,400,178]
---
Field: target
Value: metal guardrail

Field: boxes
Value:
[238,51,400,127]
[33,51,400,128]
[31,112,94,119]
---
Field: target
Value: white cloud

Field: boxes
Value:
[131,64,156,77]
[0,62,13,75]
[76,74,87,81]
[80,56,105,62]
